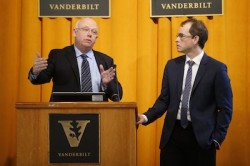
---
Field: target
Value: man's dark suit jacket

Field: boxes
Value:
[144,53,233,150]
[29,45,123,101]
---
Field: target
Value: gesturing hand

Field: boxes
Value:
[99,64,115,86]
[32,52,48,75]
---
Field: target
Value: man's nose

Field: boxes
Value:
[87,31,92,36]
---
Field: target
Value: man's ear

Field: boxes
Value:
[193,35,199,44]
[73,29,77,37]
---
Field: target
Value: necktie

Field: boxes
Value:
[81,54,92,92]
[181,60,195,128]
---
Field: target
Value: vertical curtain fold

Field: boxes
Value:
[18,0,42,102]
[137,0,158,165]
[0,0,21,165]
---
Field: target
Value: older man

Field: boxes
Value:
[28,18,122,101]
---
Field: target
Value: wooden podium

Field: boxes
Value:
[16,102,137,166]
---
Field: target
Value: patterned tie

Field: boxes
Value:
[81,54,92,92]
[181,60,195,128]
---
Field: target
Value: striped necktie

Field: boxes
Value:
[80,54,92,92]
[181,60,195,128]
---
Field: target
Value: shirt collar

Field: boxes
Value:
[185,51,204,65]
[74,44,94,59]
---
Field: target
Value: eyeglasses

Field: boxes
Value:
[176,33,193,39]
[76,27,98,36]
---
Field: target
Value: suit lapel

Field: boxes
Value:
[93,50,107,72]
[65,46,80,84]
[94,52,102,71]
[177,56,186,98]
[191,54,208,94]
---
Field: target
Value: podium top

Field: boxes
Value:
[15,102,137,109]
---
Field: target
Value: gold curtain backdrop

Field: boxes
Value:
[0,0,250,165]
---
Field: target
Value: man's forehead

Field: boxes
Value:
[78,20,97,28]
[179,23,191,33]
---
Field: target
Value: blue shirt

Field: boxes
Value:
[74,45,101,92]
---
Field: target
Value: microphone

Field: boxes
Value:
[111,64,121,102]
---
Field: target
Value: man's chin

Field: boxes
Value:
[81,44,93,49]
[177,49,184,53]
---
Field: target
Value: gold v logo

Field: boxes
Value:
[58,120,90,147]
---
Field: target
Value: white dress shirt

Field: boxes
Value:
[176,51,204,121]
